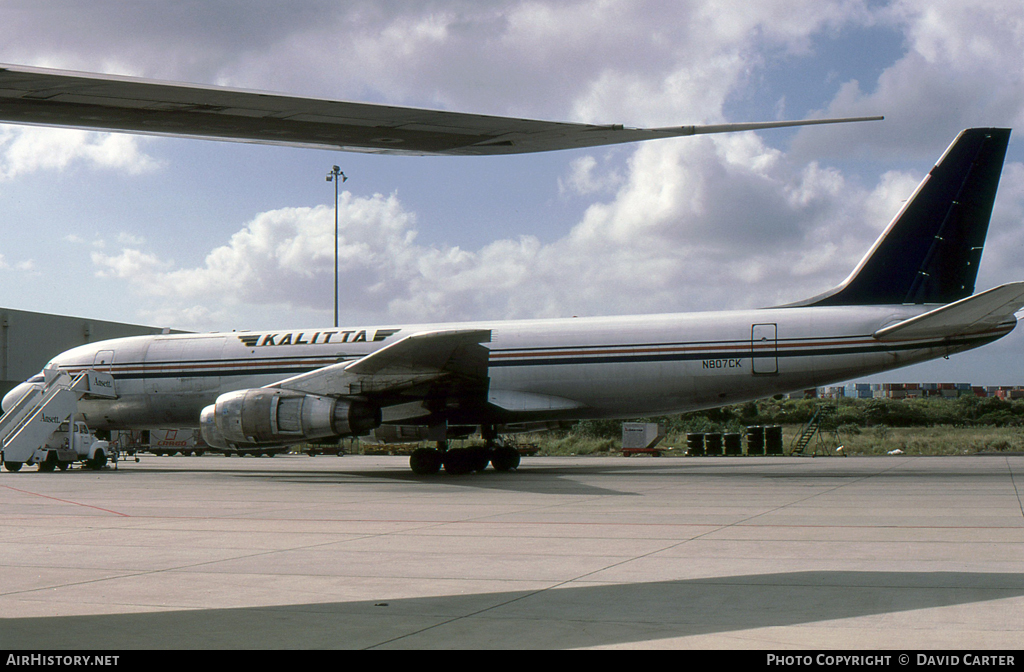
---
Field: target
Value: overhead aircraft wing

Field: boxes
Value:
[0,63,882,156]
[873,282,1024,341]
[269,329,492,397]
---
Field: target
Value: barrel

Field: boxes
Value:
[765,425,784,455]
[686,433,705,457]
[704,432,722,456]
[724,433,742,456]
[746,425,765,455]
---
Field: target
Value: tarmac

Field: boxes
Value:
[1,453,1022,650]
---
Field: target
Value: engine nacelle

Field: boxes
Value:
[200,388,381,449]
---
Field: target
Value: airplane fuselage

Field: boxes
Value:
[31,303,1012,432]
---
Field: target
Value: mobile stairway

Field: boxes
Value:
[789,403,844,457]
[0,368,117,472]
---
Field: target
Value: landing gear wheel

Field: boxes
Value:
[410,448,443,475]
[491,446,521,472]
[440,447,493,474]
[4,461,23,472]
[442,448,475,475]
[468,446,492,472]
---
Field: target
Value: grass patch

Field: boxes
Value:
[809,425,1024,456]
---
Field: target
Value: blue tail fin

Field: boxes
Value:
[801,128,1011,306]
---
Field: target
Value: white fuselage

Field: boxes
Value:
[12,303,1011,432]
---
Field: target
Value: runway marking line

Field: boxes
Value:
[0,484,131,517]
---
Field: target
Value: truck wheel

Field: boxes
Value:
[4,461,23,472]
[88,450,107,470]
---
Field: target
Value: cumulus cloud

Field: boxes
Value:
[0,127,159,180]
[791,0,1024,158]
[90,135,929,332]
[558,155,624,196]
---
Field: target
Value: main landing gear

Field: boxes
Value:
[409,434,521,475]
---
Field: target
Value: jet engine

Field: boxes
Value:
[200,388,380,449]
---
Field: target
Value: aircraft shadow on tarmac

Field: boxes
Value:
[226,466,633,496]
[123,459,720,496]
[5,570,1024,649]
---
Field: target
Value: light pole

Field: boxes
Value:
[326,166,347,328]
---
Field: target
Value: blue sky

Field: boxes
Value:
[0,1,1023,384]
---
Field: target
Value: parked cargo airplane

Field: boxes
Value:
[3,127,1021,473]
[0,65,1020,474]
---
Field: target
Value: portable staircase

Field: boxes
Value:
[789,403,844,456]
[0,368,116,471]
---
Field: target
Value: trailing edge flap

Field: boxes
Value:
[488,389,586,413]
[270,329,491,396]
[343,328,491,376]
[873,282,1024,341]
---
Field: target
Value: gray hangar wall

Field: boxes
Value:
[0,308,172,397]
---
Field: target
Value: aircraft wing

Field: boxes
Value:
[269,329,492,397]
[873,282,1024,341]
[0,63,881,156]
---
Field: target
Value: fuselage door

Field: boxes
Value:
[751,323,778,375]
[92,350,115,372]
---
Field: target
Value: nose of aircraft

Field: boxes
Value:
[2,379,41,413]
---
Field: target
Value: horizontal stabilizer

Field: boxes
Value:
[0,63,881,156]
[873,282,1024,341]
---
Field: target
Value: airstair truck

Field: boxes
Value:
[1,368,116,472]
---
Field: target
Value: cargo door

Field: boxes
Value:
[181,337,225,393]
[145,336,225,394]
[144,338,183,395]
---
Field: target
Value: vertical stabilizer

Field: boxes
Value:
[801,128,1010,306]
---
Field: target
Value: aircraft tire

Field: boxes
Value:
[491,446,520,472]
[442,449,474,475]
[410,448,443,475]
[4,461,23,472]
[469,446,492,472]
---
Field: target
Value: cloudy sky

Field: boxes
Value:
[0,1,1022,384]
